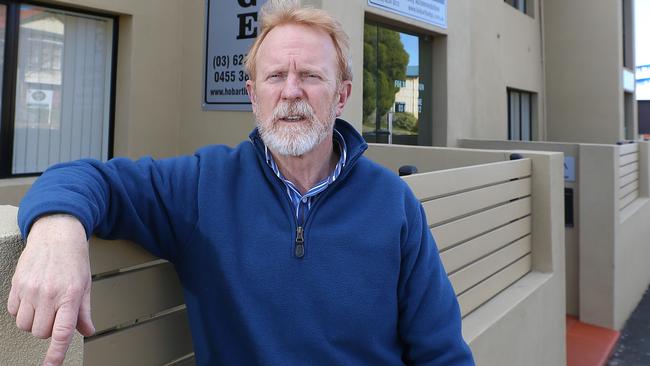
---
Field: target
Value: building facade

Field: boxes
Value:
[0,0,637,202]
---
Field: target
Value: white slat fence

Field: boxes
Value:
[619,143,640,213]
[402,158,533,317]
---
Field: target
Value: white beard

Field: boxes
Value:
[256,99,336,157]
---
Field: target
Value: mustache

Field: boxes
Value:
[271,100,316,122]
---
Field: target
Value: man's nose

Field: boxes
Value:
[281,73,303,100]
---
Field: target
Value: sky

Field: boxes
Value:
[400,33,419,67]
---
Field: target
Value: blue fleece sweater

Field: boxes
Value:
[18,119,474,365]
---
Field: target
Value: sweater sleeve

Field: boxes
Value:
[398,194,475,365]
[17,155,200,261]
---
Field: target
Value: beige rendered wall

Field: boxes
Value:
[464,1,544,142]
[461,149,566,366]
[365,145,566,366]
[578,144,618,328]
[178,0,547,153]
[0,0,186,204]
[459,139,581,316]
[543,0,626,143]
[0,1,544,197]
[320,0,545,147]
[365,143,509,173]
[613,142,650,329]
[616,199,650,329]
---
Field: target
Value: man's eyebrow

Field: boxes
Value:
[262,68,287,76]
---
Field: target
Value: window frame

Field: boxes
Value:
[0,0,118,178]
[504,0,534,17]
[507,87,534,141]
[362,17,435,146]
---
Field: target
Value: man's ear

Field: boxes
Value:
[246,80,257,110]
[335,80,352,117]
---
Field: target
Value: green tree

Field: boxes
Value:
[363,24,409,130]
[393,112,418,134]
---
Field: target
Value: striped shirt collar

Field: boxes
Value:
[264,129,347,221]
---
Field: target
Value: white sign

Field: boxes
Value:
[564,156,576,182]
[26,89,53,107]
[368,0,447,29]
[203,0,268,111]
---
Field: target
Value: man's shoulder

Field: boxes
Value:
[355,156,408,186]
[193,140,258,163]
[352,156,418,202]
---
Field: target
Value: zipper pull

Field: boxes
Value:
[294,226,305,258]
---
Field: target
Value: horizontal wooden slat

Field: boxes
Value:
[423,178,531,227]
[619,153,638,166]
[166,353,195,366]
[432,198,531,251]
[403,159,531,201]
[85,308,193,366]
[619,143,639,155]
[619,171,639,188]
[449,236,531,295]
[619,180,639,199]
[620,190,639,211]
[458,254,532,317]
[90,238,158,275]
[619,162,639,178]
[91,262,185,332]
[440,218,531,273]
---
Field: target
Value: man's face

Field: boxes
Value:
[246,23,351,156]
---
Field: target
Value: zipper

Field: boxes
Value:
[288,159,361,259]
[249,131,367,260]
[294,226,305,258]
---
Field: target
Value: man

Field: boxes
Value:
[8,1,474,365]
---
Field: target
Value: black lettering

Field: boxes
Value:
[237,0,256,6]
[237,12,258,39]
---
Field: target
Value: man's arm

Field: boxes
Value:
[18,155,200,259]
[8,155,201,366]
[7,214,94,366]
[398,201,475,365]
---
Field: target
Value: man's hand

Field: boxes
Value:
[7,214,95,366]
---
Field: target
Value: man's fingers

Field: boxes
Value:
[7,286,19,317]
[76,291,95,337]
[32,304,56,339]
[43,302,79,366]
[15,301,35,332]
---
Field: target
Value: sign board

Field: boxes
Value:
[203,0,268,111]
[367,0,447,29]
[564,156,576,182]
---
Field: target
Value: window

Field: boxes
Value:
[622,0,633,68]
[363,21,432,146]
[504,0,534,17]
[624,92,635,139]
[0,3,117,177]
[508,89,533,141]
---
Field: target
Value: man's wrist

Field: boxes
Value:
[29,214,88,243]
